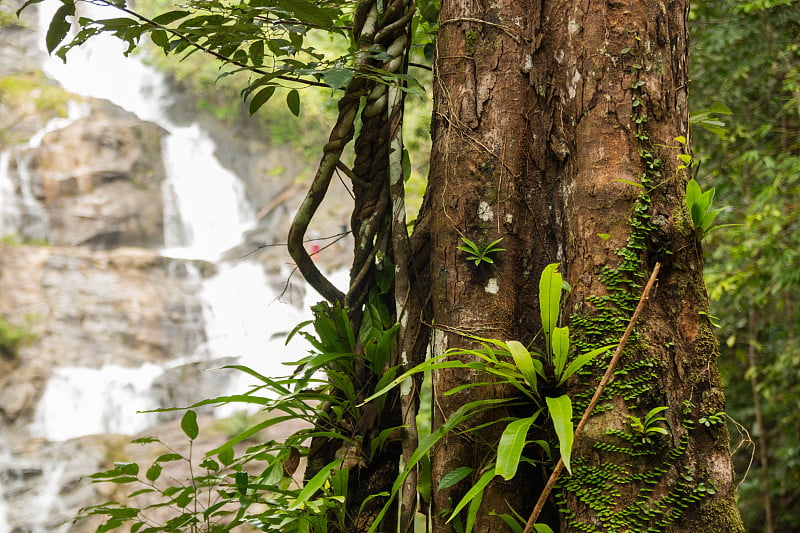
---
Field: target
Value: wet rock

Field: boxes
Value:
[0,244,211,426]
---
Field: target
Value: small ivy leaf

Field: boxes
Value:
[46,1,76,55]
[286,89,301,116]
[180,410,199,440]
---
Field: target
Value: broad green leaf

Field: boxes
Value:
[286,89,301,116]
[539,263,562,357]
[145,463,162,482]
[506,340,539,392]
[151,10,190,25]
[534,524,555,533]
[249,86,275,115]
[289,459,343,509]
[180,410,199,440]
[496,416,536,480]
[551,326,570,379]
[46,1,75,54]
[447,468,496,523]
[438,466,473,490]
[150,29,169,49]
[274,0,336,27]
[546,395,574,474]
[323,67,353,90]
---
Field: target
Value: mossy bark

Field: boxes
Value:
[414,0,744,531]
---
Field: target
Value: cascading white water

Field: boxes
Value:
[27,2,333,440]
[0,4,349,530]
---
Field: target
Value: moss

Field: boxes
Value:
[465,30,478,53]
[676,497,744,533]
[0,315,34,359]
[0,72,71,116]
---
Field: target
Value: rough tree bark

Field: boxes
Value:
[412,0,745,531]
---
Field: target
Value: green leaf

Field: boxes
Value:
[289,459,343,509]
[46,1,76,54]
[249,86,275,115]
[286,89,301,116]
[145,463,162,482]
[16,0,46,16]
[546,395,574,474]
[558,344,615,386]
[551,326,570,379]
[150,29,169,49]
[151,10,190,25]
[180,410,199,440]
[274,0,336,27]
[505,341,539,392]
[539,263,562,357]
[323,67,353,90]
[447,468,496,523]
[534,524,555,533]
[439,466,473,490]
[496,416,536,480]
[154,453,183,463]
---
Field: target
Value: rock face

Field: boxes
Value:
[0,245,210,426]
[2,102,168,248]
[32,107,168,248]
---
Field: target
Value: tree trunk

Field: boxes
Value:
[414,0,745,531]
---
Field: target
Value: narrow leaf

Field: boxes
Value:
[558,344,615,386]
[249,86,275,115]
[505,341,538,392]
[447,468,496,523]
[289,459,343,510]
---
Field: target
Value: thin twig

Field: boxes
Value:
[522,262,661,533]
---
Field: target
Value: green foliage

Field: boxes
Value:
[0,316,34,359]
[627,406,669,445]
[456,237,505,266]
[685,178,734,239]
[692,0,800,528]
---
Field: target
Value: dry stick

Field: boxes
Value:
[522,262,661,533]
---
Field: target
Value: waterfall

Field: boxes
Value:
[0,4,349,530]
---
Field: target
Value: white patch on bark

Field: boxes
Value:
[478,201,494,221]
[485,278,499,294]
[568,68,582,100]
[568,20,581,35]
[555,49,565,64]
[506,214,513,225]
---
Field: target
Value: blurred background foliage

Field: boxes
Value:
[691,0,800,531]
